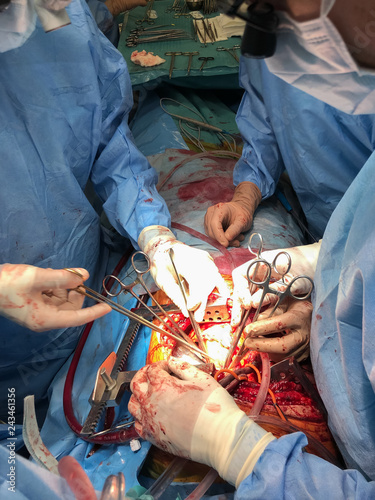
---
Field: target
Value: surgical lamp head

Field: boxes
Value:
[218,0,279,58]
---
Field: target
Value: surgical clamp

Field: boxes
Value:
[216,45,240,62]
[229,249,314,368]
[165,51,183,78]
[183,51,199,75]
[223,232,265,368]
[198,56,214,71]
[65,256,211,362]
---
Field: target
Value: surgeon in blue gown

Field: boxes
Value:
[87,0,147,46]
[0,0,227,428]
[204,2,375,248]
[128,0,375,498]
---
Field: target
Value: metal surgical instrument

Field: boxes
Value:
[182,51,199,75]
[168,248,208,356]
[216,45,240,62]
[102,252,197,349]
[65,259,211,362]
[165,51,183,78]
[223,232,265,368]
[198,56,214,71]
[229,249,314,368]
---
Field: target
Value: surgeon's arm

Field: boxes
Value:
[204,59,285,247]
[236,434,375,500]
[86,0,147,42]
[129,359,375,500]
[87,33,229,320]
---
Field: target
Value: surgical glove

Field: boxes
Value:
[231,240,321,327]
[128,358,275,487]
[105,0,147,17]
[204,182,261,248]
[244,298,313,362]
[138,225,229,322]
[58,456,97,500]
[0,264,111,332]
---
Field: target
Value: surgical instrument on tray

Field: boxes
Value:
[136,0,156,25]
[198,56,214,70]
[65,264,211,362]
[168,248,208,356]
[216,44,241,62]
[201,17,215,43]
[165,51,183,78]
[126,30,193,47]
[193,19,206,46]
[182,50,199,75]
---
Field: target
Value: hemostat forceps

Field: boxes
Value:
[223,232,265,368]
[65,254,210,361]
[229,248,314,368]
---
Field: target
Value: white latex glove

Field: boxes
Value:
[129,358,275,487]
[0,264,111,332]
[204,182,262,248]
[244,298,313,362]
[138,226,230,322]
[231,241,321,327]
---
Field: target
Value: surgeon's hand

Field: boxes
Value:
[204,182,261,248]
[105,0,147,17]
[231,241,321,327]
[129,358,275,487]
[58,456,97,500]
[0,264,111,332]
[244,298,313,362]
[138,226,230,321]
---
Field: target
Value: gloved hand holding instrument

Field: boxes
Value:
[128,357,275,488]
[228,235,320,366]
[0,264,111,331]
[138,225,230,322]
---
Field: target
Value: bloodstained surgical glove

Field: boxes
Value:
[231,240,322,327]
[0,264,111,332]
[204,181,262,248]
[128,358,275,487]
[244,298,313,361]
[138,225,230,322]
[105,0,147,17]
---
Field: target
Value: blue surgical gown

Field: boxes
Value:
[234,57,375,239]
[0,0,170,423]
[235,153,375,498]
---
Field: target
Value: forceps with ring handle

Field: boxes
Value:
[224,232,313,368]
[216,45,240,63]
[246,254,314,322]
[229,252,314,368]
[65,251,210,361]
[223,231,265,368]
